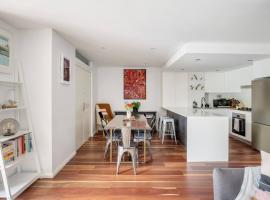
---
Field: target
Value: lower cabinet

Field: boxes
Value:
[167,111,187,147]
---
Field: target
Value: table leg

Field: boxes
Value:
[110,129,113,162]
[144,129,146,163]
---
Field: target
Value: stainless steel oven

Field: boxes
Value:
[232,113,246,136]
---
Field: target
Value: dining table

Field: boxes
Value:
[104,114,152,163]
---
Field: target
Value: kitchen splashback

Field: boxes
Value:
[206,87,251,108]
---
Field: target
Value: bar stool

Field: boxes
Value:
[158,116,169,138]
[162,118,177,144]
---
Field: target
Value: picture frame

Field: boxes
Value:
[0,29,12,74]
[60,53,71,84]
[123,69,146,99]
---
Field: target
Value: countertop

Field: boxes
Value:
[163,107,229,117]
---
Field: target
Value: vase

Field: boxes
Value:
[126,110,131,119]
[133,107,138,113]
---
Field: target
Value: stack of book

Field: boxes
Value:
[2,133,32,165]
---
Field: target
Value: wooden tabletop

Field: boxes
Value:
[104,114,151,130]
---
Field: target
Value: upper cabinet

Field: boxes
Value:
[224,70,241,93]
[205,66,252,93]
[205,72,225,93]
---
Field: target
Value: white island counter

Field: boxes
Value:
[163,107,229,162]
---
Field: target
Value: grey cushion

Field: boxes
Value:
[213,168,244,200]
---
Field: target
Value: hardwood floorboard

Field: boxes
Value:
[15,132,260,200]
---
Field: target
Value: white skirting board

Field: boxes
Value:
[40,151,76,178]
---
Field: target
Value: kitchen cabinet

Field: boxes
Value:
[238,66,252,86]
[205,66,252,93]
[162,72,188,107]
[225,70,241,93]
[205,72,225,93]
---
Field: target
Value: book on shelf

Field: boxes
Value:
[1,133,32,165]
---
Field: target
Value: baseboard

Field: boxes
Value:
[39,151,76,179]
[52,151,76,177]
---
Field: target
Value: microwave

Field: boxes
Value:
[213,99,231,108]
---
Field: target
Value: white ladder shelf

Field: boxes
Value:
[0,65,41,200]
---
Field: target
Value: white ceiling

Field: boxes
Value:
[0,0,270,68]
[170,53,270,72]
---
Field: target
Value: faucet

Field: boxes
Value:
[201,97,206,108]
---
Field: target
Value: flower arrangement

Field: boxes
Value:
[124,103,134,111]
[124,103,134,119]
[132,101,141,112]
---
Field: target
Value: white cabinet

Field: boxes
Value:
[162,72,188,107]
[238,66,252,86]
[224,70,241,93]
[205,66,252,93]
[205,72,225,93]
[253,58,270,79]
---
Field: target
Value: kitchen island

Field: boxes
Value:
[163,107,229,162]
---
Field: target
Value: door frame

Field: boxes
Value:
[75,58,94,140]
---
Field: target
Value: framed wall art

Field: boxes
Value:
[123,69,146,99]
[60,53,71,84]
[0,29,11,73]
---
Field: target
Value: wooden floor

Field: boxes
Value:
[18,133,260,200]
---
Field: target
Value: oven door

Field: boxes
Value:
[232,117,246,136]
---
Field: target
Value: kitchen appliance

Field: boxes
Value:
[213,98,231,108]
[252,77,270,152]
[232,113,246,136]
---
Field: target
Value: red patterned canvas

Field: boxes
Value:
[124,69,146,99]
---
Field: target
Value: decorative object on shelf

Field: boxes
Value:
[123,69,146,99]
[124,103,134,119]
[193,101,198,108]
[132,101,141,112]
[2,99,17,109]
[0,118,20,136]
[0,29,11,74]
[60,53,71,84]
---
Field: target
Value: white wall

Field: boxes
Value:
[18,29,77,177]
[51,31,76,175]
[96,67,162,112]
[18,29,53,176]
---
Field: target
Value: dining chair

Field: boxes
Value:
[99,112,121,159]
[116,127,138,175]
[133,130,152,160]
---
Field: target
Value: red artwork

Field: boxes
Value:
[124,69,146,99]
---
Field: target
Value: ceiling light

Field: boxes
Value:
[194,58,201,61]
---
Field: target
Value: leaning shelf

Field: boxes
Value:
[0,172,39,199]
[3,152,33,170]
[0,64,41,200]
[0,130,30,143]
[0,107,26,113]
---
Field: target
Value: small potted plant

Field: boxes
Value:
[132,101,141,113]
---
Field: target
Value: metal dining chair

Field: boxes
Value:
[116,127,138,175]
[99,112,121,159]
[133,130,152,160]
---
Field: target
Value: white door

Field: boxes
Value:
[76,65,91,149]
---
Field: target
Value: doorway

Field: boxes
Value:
[76,62,92,149]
